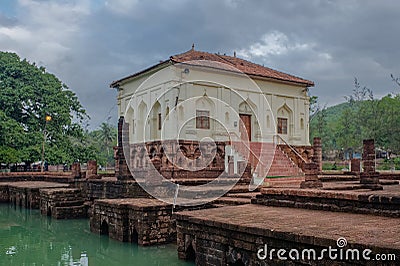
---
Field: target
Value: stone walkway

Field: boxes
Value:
[6,181,69,189]
[176,204,400,251]
[262,181,400,199]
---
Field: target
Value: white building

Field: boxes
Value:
[111,47,314,179]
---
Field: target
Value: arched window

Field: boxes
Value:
[196,110,210,129]
[277,104,292,136]
[195,95,215,130]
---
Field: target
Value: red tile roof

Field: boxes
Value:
[110,49,314,87]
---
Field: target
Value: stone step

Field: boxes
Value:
[169,184,260,205]
[48,200,86,207]
[255,187,400,217]
[264,177,304,188]
[320,175,359,182]
[232,144,303,178]
[211,203,226,208]
[173,177,250,186]
[267,147,303,177]
[213,197,252,205]
[225,192,260,199]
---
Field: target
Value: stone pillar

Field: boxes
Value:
[87,160,99,179]
[360,139,382,190]
[300,162,323,188]
[117,116,132,180]
[71,163,81,179]
[312,137,322,173]
[113,146,120,174]
[350,158,361,176]
[362,139,375,173]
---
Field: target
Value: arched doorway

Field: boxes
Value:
[185,243,196,262]
[229,259,245,266]
[131,228,139,243]
[239,100,257,141]
[100,220,109,236]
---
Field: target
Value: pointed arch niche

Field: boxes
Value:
[150,101,161,140]
[126,106,134,143]
[277,104,293,137]
[137,101,147,142]
[195,95,215,137]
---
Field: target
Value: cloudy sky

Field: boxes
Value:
[1,0,399,129]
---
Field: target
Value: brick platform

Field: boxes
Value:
[0,172,74,183]
[254,182,400,217]
[90,198,175,245]
[176,204,400,265]
[75,178,152,200]
[6,182,69,209]
[40,188,87,219]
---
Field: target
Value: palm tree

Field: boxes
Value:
[98,123,116,171]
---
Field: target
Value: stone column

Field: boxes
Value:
[87,160,99,179]
[71,163,81,179]
[117,116,132,180]
[312,137,322,173]
[300,162,323,188]
[113,146,120,174]
[350,158,361,176]
[360,139,382,190]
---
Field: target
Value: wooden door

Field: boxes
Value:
[239,114,251,141]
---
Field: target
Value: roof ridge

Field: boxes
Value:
[111,49,314,88]
[214,53,238,66]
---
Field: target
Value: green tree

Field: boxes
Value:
[89,123,117,170]
[0,51,92,167]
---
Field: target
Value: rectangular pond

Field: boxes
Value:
[0,204,193,266]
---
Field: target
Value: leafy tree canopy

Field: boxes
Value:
[0,51,93,166]
[310,77,400,157]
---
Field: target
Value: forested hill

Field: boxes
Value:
[315,102,349,125]
[310,93,400,154]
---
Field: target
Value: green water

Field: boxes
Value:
[0,204,193,266]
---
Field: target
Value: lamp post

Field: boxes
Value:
[41,115,52,172]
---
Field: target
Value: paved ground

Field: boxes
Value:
[176,204,400,250]
[5,181,69,189]
[262,180,400,199]
[96,198,171,208]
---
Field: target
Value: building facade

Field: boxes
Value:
[111,48,314,181]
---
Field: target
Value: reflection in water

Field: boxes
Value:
[0,204,193,266]
[60,246,88,266]
[5,246,16,255]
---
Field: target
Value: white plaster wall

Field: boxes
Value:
[116,64,311,146]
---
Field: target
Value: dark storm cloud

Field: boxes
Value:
[0,0,399,128]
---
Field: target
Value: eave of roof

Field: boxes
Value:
[110,60,171,88]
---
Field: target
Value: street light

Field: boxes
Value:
[41,115,52,172]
